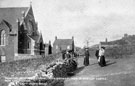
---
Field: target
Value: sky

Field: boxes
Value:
[1,0,135,48]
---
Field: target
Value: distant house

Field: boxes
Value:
[53,36,74,53]
[100,38,119,48]
[0,5,44,62]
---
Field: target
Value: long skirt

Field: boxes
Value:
[83,56,89,66]
[98,56,106,67]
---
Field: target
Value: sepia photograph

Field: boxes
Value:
[0,0,135,86]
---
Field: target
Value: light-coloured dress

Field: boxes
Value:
[98,49,106,67]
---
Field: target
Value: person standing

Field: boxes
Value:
[95,49,99,60]
[65,51,71,61]
[98,46,106,67]
[83,48,90,66]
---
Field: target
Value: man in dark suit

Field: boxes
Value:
[95,49,99,60]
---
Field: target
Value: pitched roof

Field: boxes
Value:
[0,7,29,33]
[53,39,73,45]
[28,31,43,43]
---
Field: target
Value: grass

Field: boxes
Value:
[89,45,135,59]
[0,53,62,86]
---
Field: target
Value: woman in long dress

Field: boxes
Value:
[98,47,106,67]
[84,48,90,66]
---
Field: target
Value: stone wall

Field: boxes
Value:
[0,53,62,77]
[9,57,77,86]
[14,54,42,61]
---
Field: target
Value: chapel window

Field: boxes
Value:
[1,30,6,45]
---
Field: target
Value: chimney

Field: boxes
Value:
[55,36,57,40]
[49,40,51,45]
[72,36,74,40]
[105,38,108,43]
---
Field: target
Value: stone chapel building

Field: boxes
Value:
[0,5,44,62]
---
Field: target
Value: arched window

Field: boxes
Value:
[1,30,6,45]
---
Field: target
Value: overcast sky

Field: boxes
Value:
[1,0,135,47]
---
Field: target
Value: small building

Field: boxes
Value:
[53,36,74,53]
[100,38,118,48]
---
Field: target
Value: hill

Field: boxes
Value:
[90,34,135,58]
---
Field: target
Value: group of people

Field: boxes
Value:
[83,46,106,67]
[61,46,106,67]
[62,50,78,70]
[62,50,78,61]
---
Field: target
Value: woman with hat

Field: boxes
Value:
[83,48,90,66]
[98,46,106,67]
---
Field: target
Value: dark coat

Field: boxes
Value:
[95,50,99,59]
[83,50,90,66]
[98,56,106,67]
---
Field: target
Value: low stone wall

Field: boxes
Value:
[14,54,42,61]
[11,58,77,86]
[0,53,62,77]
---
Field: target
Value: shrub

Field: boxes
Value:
[105,45,135,58]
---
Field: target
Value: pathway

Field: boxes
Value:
[64,57,135,86]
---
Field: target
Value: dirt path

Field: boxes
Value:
[64,57,135,86]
